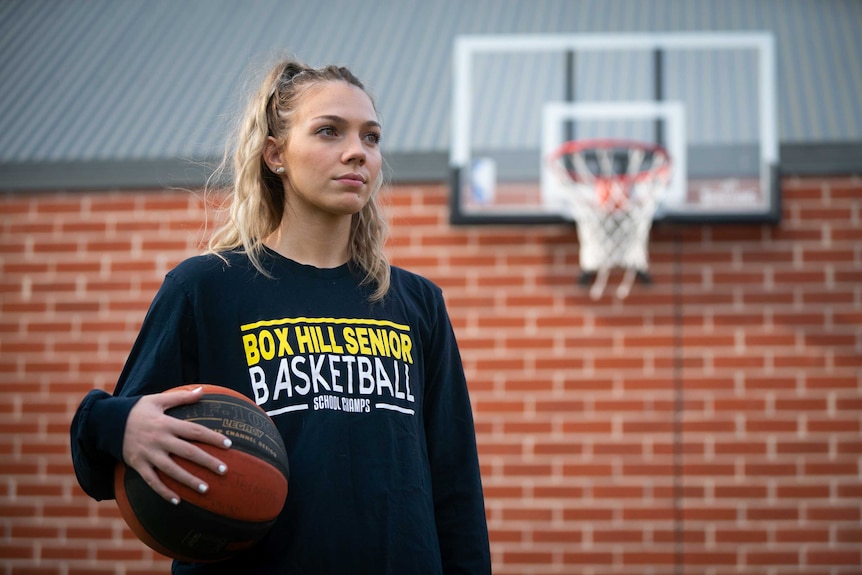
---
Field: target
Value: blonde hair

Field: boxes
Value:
[207,59,390,301]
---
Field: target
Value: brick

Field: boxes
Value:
[17,483,64,497]
[808,418,860,433]
[745,462,798,477]
[746,507,800,521]
[502,463,553,477]
[685,420,737,434]
[34,199,85,214]
[593,528,643,543]
[141,196,194,211]
[593,357,644,370]
[66,525,114,540]
[560,420,613,434]
[836,396,862,410]
[743,376,799,391]
[0,542,35,559]
[806,506,861,522]
[9,524,61,539]
[742,291,795,305]
[8,566,61,575]
[836,440,862,454]
[623,551,678,565]
[775,397,828,411]
[531,527,583,543]
[774,527,830,543]
[775,439,830,454]
[482,485,523,499]
[621,507,675,521]
[500,379,553,393]
[500,507,554,522]
[420,234,470,248]
[69,567,119,575]
[56,260,103,274]
[532,485,584,499]
[562,551,615,565]
[562,507,614,521]
[0,463,40,475]
[806,549,862,565]
[474,400,526,414]
[593,399,648,412]
[776,484,831,498]
[744,551,800,565]
[41,503,91,518]
[621,420,673,434]
[714,485,769,498]
[803,462,858,476]
[61,220,110,233]
[715,528,768,543]
[745,418,798,433]
[533,399,585,414]
[591,485,644,499]
[592,442,644,457]
[683,506,738,521]
[562,463,614,477]
[835,527,862,543]
[832,227,862,241]
[834,352,862,368]
[501,550,554,565]
[41,543,90,560]
[95,546,148,561]
[652,527,706,544]
[712,354,768,370]
[713,440,768,455]
[504,334,556,350]
[683,551,739,565]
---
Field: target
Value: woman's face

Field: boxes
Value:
[275,81,382,221]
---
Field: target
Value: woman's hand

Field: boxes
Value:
[122,386,232,505]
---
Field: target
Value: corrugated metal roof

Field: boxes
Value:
[1,0,860,189]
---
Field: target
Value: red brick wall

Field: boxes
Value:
[1,177,860,574]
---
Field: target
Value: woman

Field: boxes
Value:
[70,59,491,574]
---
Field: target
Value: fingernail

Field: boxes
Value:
[198,483,208,494]
[170,497,179,506]
[218,464,227,474]
[223,438,232,448]
[192,386,203,393]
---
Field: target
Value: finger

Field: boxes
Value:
[136,464,181,506]
[157,385,205,409]
[125,444,211,504]
[172,418,233,450]
[154,452,213,497]
[164,429,230,476]
[160,388,233,451]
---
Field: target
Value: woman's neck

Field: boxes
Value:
[265,215,351,269]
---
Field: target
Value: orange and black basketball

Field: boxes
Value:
[114,384,289,562]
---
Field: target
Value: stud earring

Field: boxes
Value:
[275,166,285,174]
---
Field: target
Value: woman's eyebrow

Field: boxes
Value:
[312,114,381,129]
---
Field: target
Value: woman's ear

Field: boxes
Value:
[263,136,283,173]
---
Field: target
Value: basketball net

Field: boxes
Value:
[549,139,671,300]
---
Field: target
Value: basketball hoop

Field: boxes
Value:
[549,139,671,300]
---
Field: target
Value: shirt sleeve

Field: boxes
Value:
[69,274,199,501]
[422,288,492,574]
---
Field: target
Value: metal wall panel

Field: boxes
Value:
[1,0,859,189]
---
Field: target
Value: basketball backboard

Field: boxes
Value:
[450,33,780,224]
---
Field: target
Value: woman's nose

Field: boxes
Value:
[342,134,366,165]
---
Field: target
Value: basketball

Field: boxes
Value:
[114,384,289,562]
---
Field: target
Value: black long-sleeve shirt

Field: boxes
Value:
[70,249,491,574]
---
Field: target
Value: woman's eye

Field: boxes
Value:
[364,132,381,145]
[317,126,337,137]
